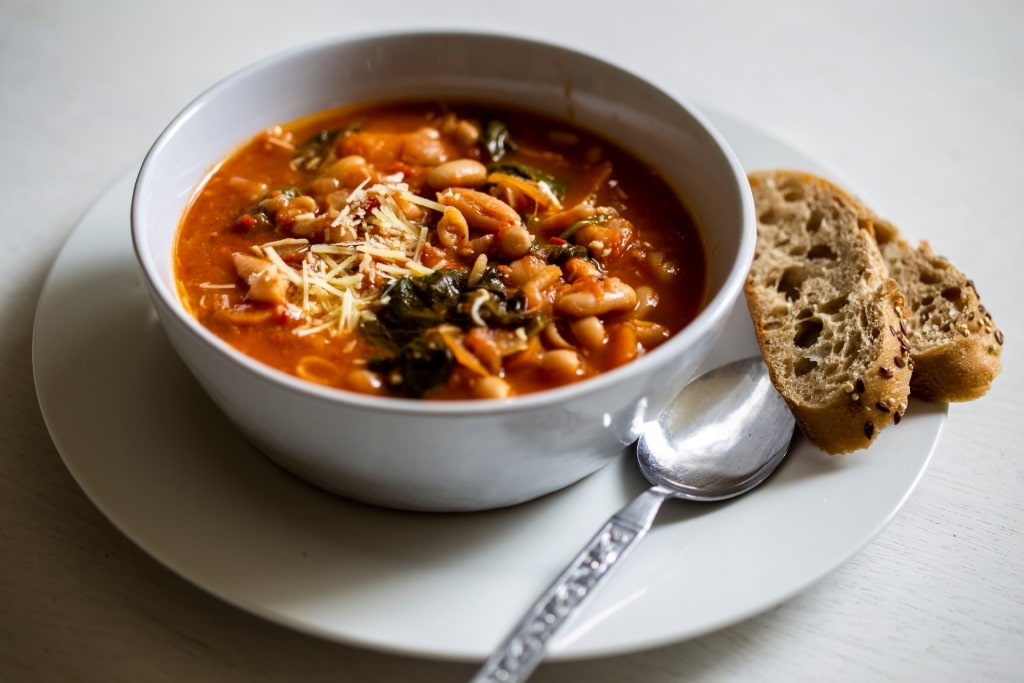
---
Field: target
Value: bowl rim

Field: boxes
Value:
[131,29,756,418]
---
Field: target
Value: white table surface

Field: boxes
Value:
[3,1,1022,681]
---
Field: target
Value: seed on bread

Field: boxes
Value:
[744,170,913,455]
[872,215,1003,401]
[746,169,1003,454]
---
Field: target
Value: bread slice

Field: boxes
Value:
[872,217,1003,401]
[745,170,913,454]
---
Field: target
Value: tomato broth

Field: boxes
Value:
[174,100,707,399]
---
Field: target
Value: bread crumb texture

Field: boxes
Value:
[873,217,1003,401]
[745,170,913,454]
[745,170,1003,454]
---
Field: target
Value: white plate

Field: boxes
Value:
[32,107,946,661]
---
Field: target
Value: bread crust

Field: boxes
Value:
[745,170,913,454]
[872,218,1003,401]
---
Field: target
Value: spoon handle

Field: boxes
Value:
[468,486,671,683]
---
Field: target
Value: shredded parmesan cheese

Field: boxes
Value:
[397,188,446,213]
[249,180,439,336]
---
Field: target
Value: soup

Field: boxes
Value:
[174,100,707,399]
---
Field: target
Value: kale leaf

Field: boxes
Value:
[362,270,466,350]
[368,336,453,398]
[530,240,592,265]
[483,120,517,162]
[359,267,540,397]
[292,124,360,168]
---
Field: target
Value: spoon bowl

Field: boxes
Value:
[470,356,795,683]
[638,355,795,501]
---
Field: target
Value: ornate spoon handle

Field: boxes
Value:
[468,486,671,683]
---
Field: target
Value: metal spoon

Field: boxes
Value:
[469,356,795,683]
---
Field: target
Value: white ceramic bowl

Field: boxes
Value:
[132,31,755,512]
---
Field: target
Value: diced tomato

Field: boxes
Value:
[357,196,381,214]
[387,161,418,177]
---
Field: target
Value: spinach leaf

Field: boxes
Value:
[483,120,517,162]
[472,288,539,329]
[530,240,592,265]
[364,270,467,349]
[359,267,541,397]
[368,336,453,398]
[235,187,302,231]
[365,267,536,343]
[292,124,360,168]
[489,161,566,200]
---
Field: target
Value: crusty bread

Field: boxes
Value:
[745,170,913,454]
[872,217,1003,401]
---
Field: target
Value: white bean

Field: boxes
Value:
[554,277,637,317]
[427,159,488,190]
[540,349,581,378]
[569,316,607,350]
[346,368,384,395]
[401,127,447,166]
[648,251,680,283]
[322,155,371,188]
[634,320,670,346]
[498,225,534,259]
[454,120,481,146]
[231,252,289,304]
[632,285,659,319]
[542,322,574,349]
[472,375,512,399]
